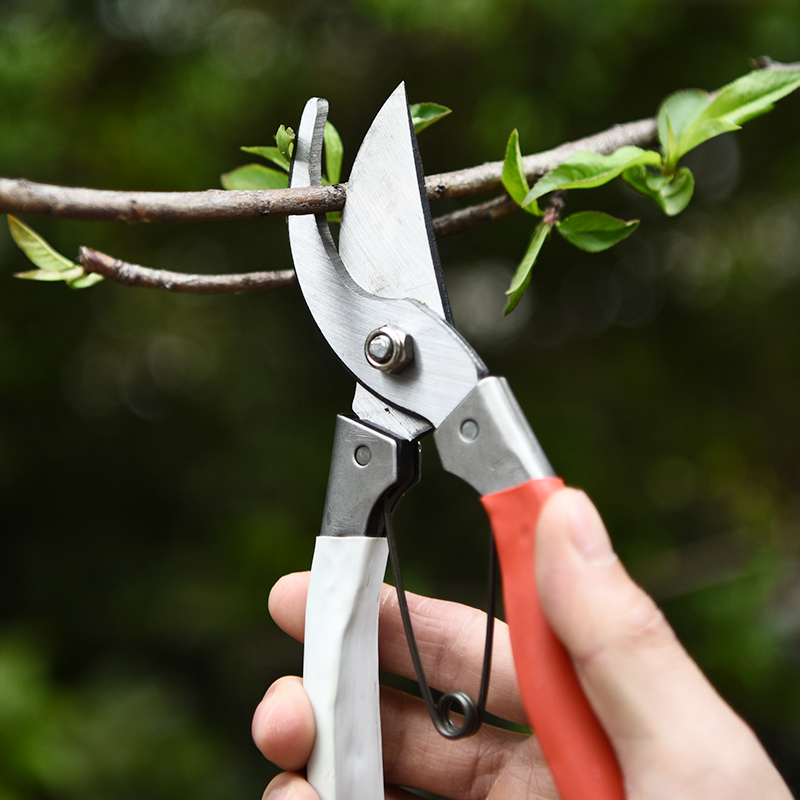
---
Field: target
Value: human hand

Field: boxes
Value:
[253,488,793,800]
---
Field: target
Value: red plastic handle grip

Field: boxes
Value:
[481,478,625,800]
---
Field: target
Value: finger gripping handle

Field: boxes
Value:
[482,478,625,800]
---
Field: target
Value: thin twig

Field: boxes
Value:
[79,247,296,293]
[432,195,519,237]
[751,56,800,71]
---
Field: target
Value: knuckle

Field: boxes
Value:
[614,586,677,654]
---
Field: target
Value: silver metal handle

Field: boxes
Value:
[434,376,554,496]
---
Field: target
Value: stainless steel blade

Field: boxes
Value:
[351,383,431,440]
[338,83,451,322]
[288,96,487,436]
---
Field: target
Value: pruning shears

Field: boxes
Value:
[287,85,625,800]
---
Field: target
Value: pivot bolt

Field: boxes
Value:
[364,325,414,373]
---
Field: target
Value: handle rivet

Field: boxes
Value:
[460,419,479,442]
[354,445,372,466]
[364,325,414,373]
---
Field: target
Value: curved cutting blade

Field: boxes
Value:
[287,94,486,436]
[338,83,452,323]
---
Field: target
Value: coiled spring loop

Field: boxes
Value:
[383,498,496,739]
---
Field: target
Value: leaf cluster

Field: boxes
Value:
[219,103,450,193]
[223,122,345,224]
[501,67,800,313]
[8,216,103,288]
[219,124,298,191]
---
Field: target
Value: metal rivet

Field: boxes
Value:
[354,445,372,466]
[460,419,479,442]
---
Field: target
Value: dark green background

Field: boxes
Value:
[2,0,800,796]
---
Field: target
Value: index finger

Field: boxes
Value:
[268,571,527,726]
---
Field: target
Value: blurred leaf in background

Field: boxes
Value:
[1,0,800,796]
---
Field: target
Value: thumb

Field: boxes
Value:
[535,488,699,745]
[535,489,784,796]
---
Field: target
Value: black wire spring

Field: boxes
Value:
[383,497,496,739]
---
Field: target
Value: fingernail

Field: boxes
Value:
[569,491,618,567]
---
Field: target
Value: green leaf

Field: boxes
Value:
[665,114,679,171]
[275,125,295,162]
[671,69,800,163]
[502,129,539,213]
[410,102,451,134]
[504,221,550,315]
[556,211,639,252]
[657,89,709,164]
[703,68,800,126]
[8,216,104,288]
[8,215,79,273]
[220,164,289,190]
[673,118,741,165]
[523,146,661,207]
[623,165,695,216]
[658,115,680,172]
[14,267,82,282]
[67,272,105,289]
[240,145,291,172]
[323,121,344,185]
[658,168,695,215]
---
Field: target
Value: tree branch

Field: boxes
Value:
[424,117,657,201]
[8,57,798,295]
[2,58,796,225]
[78,247,296,292]
[0,114,660,294]
[0,116,658,223]
[77,197,518,291]
[0,181,346,223]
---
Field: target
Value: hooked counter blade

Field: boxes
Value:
[338,83,452,323]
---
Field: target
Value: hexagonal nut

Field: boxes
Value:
[364,325,415,373]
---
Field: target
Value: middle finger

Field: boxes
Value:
[379,686,556,800]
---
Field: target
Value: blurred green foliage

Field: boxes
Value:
[1,0,800,796]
